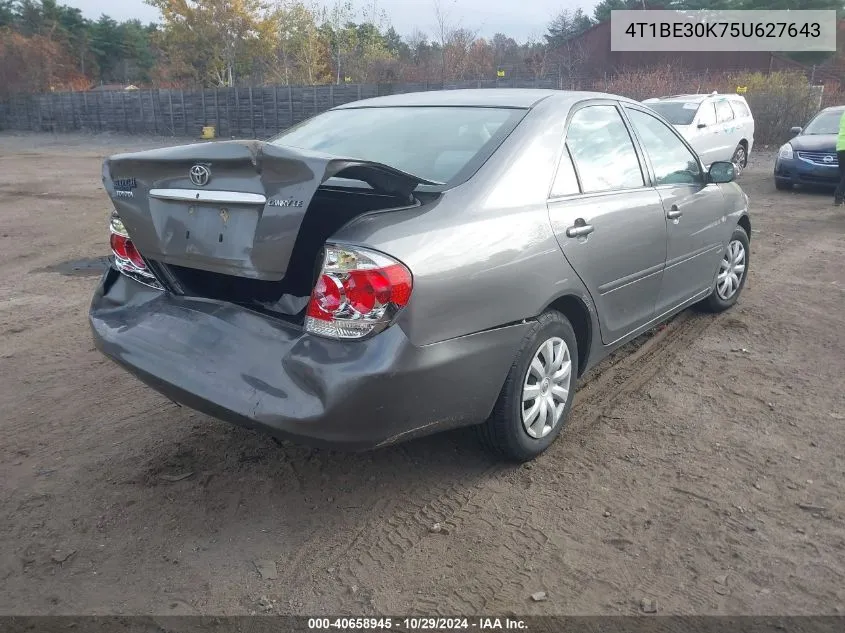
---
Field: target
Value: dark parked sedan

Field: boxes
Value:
[90,89,751,462]
[774,105,845,190]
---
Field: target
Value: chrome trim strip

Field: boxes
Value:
[149,189,267,204]
[598,263,664,295]
[112,257,164,291]
[796,151,838,167]
[604,287,710,347]
[665,243,723,270]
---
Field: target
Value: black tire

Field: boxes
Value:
[732,143,748,176]
[774,178,792,191]
[477,310,579,462]
[697,225,750,313]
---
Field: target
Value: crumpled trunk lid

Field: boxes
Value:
[103,140,437,281]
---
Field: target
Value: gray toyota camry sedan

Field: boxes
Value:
[90,89,751,462]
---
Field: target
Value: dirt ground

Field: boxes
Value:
[1,131,844,617]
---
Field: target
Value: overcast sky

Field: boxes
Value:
[62,0,596,41]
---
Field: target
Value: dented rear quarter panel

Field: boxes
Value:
[333,96,599,350]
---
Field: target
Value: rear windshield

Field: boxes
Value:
[643,101,700,125]
[269,106,526,186]
[802,110,843,135]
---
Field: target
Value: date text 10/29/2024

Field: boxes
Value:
[308,618,529,630]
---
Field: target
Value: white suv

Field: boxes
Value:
[642,92,755,173]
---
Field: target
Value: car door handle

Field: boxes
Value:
[667,205,683,220]
[566,224,594,238]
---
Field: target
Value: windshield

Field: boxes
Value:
[802,110,843,135]
[643,101,700,125]
[270,106,526,185]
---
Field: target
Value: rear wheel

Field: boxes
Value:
[478,311,579,462]
[697,225,749,313]
[732,143,748,176]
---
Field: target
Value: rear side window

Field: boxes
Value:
[698,102,717,126]
[716,100,734,123]
[565,105,644,193]
[730,100,751,118]
[550,145,580,197]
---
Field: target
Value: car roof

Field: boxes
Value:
[333,89,639,110]
[821,105,845,112]
[648,93,745,104]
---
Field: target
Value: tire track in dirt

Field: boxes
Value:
[419,312,720,615]
[281,309,719,614]
[291,192,819,613]
[522,203,837,616]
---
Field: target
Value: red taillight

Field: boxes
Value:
[344,268,392,314]
[383,264,412,307]
[110,232,129,260]
[305,246,413,340]
[108,212,162,289]
[124,240,146,270]
[307,274,342,319]
[110,228,147,270]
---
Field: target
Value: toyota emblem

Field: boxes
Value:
[823,155,834,163]
[190,164,211,186]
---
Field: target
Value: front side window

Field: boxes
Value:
[716,100,734,123]
[270,106,526,186]
[626,108,702,186]
[565,105,644,193]
[698,102,717,126]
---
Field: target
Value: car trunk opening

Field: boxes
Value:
[103,141,438,322]
[148,186,417,321]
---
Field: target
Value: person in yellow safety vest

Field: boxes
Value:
[835,110,845,206]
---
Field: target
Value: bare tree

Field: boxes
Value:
[325,0,355,85]
[433,0,453,82]
[432,0,480,82]
[543,8,592,88]
[523,31,549,82]
[557,40,587,89]
[445,27,478,80]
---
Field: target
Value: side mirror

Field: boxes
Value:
[697,122,707,129]
[709,161,736,184]
[790,126,803,135]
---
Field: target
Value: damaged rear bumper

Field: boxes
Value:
[89,267,530,450]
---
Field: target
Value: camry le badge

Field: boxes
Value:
[190,164,211,186]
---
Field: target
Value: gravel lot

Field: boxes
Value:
[1,132,844,616]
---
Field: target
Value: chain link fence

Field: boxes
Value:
[0,73,835,146]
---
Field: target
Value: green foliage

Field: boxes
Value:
[589,0,845,20]
[89,16,121,80]
[663,0,842,9]
[1,0,158,87]
[728,69,815,90]
[592,0,648,24]
[0,0,14,27]
[1,0,840,95]
[734,0,842,9]
[545,8,594,48]
[384,26,409,58]
[146,0,280,87]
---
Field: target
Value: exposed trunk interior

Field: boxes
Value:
[151,185,418,322]
[105,141,442,283]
